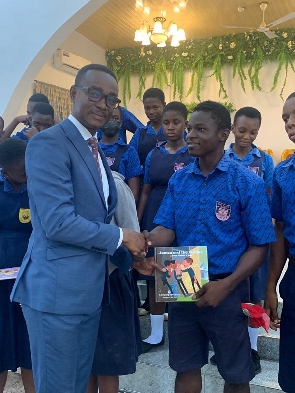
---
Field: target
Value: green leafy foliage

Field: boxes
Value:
[106,29,295,104]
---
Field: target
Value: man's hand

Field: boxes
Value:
[193,280,231,308]
[122,229,146,256]
[264,289,281,330]
[24,126,39,140]
[16,115,30,125]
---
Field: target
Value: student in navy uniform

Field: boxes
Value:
[97,106,143,143]
[144,101,275,393]
[0,93,50,142]
[210,106,275,373]
[99,106,143,203]
[0,139,35,393]
[137,101,192,352]
[265,92,295,393]
[129,88,166,167]
[86,171,142,393]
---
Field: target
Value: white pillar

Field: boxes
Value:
[0,0,108,120]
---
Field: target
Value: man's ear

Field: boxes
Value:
[219,128,231,142]
[70,85,77,103]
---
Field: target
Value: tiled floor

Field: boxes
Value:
[4,372,24,393]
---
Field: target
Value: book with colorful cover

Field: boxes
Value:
[0,267,20,280]
[155,246,209,302]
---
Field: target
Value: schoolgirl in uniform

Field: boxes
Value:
[99,106,143,203]
[137,101,193,352]
[0,139,35,393]
[129,88,167,168]
[219,106,274,374]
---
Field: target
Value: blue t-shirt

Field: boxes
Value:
[99,140,143,180]
[12,127,29,142]
[154,154,276,276]
[143,144,193,184]
[129,122,164,152]
[225,143,274,189]
[271,154,295,258]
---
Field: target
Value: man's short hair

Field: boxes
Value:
[233,107,261,127]
[31,103,54,118]
[0,139,27,169]
[29,93,49,104]
[143,88,165,104]
[193,101,231,131]
[75,64,117,86]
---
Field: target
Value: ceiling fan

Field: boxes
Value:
[222,2,295,39]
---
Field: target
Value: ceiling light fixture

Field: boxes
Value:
[134,16,186,47]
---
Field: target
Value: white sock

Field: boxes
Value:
[143,314,164,344]
[248,327,259,351]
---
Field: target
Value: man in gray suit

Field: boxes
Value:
[11,64,146,393]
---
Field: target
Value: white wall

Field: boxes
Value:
[123,61,295,164]
[15,31,106,123]
[0,0,107,121]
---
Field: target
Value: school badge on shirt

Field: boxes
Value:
[106,157,115,167]
[247,166,259,175]
[19,208,31,223]
[174,163,185,172]
[215,201,231,221]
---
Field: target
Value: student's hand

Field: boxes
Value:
[132,258,166,276]
[193,280,230,307]
[16,115,30,125]
[264,289,281,331]
[24,126,39,140]
[122,229,146,256]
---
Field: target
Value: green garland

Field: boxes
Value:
[106,29,295,106]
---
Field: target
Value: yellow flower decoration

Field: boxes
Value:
[227,55,233,59]
[287,41,292,48]
[282,32,288,38]
[182,52,188,56]
[219,44,223,49]
[147,50,152,55]
[230,42,236,49]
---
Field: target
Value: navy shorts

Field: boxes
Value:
[168,280,254,384]
[278,263,295,393]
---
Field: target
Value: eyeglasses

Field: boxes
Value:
[75,85,121,109]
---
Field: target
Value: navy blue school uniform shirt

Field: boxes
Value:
[154,154,276,277]
[99,140,143,180]
[0,173,32,268]
[129,122,166,166]
[271,154,295,258]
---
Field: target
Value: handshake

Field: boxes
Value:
[121,228,152,257]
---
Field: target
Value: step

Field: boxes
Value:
[119,349,281,393]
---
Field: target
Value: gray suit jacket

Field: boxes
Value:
[11,119,120,315]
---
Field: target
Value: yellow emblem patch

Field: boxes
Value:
[19,208,31,223]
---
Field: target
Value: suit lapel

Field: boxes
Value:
[60,119,107,209]
[98,146,118,215]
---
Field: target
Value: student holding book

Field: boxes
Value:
[144,101,275,393]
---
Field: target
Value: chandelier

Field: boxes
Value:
[134,16,186,47]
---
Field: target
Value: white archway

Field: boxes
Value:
[0,0,108,119]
